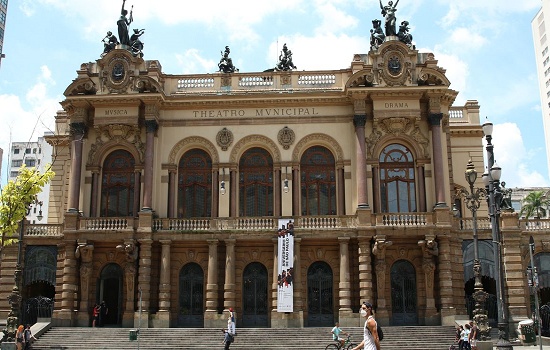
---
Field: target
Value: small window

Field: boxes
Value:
[13,148,20,154]
[33,148,37,154]
[25,159,36,167]
[25,148,31,154]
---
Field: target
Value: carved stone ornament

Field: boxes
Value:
[378,44,411,86]
[221,76,231,88]
[102,53,134,93]
[542,240,550,251]
[281,74,292,86]
[277,126,296,150]
[87,124,145,165]
[216,128,234,151]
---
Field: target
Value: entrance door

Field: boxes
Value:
[242,262,268,327]
[98,263,123,326]
[23,246,57,325]
[391,260,418,325]
[178,263,204,327]
[307,261,333,327]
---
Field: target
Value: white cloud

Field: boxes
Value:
[314,2,359,35]
[424,50,469,98]
[449,28,487,50]
[175,49,218,74]
[490,123,549,187]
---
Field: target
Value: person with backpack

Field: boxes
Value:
[23,324,37,350]
[352,302,380,350]
[221,328,234,350]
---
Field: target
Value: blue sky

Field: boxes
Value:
[0,0,546,188]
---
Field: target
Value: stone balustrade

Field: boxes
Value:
[25,224,64,236]
[79,217,135,230]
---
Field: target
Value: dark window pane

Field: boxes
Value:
[177,149,212,218]
[379,144,416,213]
[300,146,336,216]
[239,148,273,217]
[100,150,135,217]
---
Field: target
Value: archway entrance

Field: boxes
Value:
[307,261,333,327]
[242,262,268,327]
[97,263,123,326]
[390,260,418,325]
[23,246,57,325]
[178,263,204,327]
[463,240,497,324]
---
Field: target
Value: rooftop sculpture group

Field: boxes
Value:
[218,46,238,73]
[371,0,414,50]
[101,0,145,58]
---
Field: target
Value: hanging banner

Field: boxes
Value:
[277,219,294,312]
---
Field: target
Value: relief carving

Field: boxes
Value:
[230,135,281,163]
[292,133,344,163]
[87,124,145,166]
[168,136,219,164]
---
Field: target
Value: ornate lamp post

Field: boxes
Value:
[453,159,490,339]
[482,119,513,350]
[527,236,543,350]
[3,199,43,342]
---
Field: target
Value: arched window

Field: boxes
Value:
[100,150,135,217]
[300,146,336,216]
[379,144,416,213]
[239,147,273,216]
[178,149,212,218]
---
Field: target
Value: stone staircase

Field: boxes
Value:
[30,325,457,350]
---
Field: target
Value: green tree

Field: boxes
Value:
[519,190,550,219]
[0,165,55,246]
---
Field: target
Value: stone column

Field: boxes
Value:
[159,240,172,311]
[122,241,138,327]
[133,170,141,216]
[205,239,219,323]
[274,169,281,217]
[428,113,446,207]
[358,238,373,308]
[136,239,152,328]
[142,120,158,211]
[89,170,99,217]
[293,238,303,314]
[58,240,78,326]
[354,113,369,208]
[337,166,345,215]
[419,236,439,325]
[416,165,426,212]
[224,239,236,311]
[211,170,219,218]
[167,168,177,218]
[437,235,456,325]
[338,237,353,324]
[67,122,87,212]
[230,169,237,217]
[372,236,392,324]
[292,166,300,216]
[76,243,94,326]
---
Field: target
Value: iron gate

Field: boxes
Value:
[307,261,333,327]
[22,296,54,325]
[391,260,418,325]
[242,262,268,327]
[178,263,204,327]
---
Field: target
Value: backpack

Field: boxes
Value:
[24,329,31,342]
[377,324,384,341]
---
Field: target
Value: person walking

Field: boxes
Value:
[23,324,37,350]
[227,307,236,335]
[221,328,234,350]
[352,302,380,350]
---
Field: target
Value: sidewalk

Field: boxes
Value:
[508,345,550,349]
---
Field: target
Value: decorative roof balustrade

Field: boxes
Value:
[25,224,64,237]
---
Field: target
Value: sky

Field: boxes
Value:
[0,0,547,189]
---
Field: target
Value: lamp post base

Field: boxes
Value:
[495,322,513,350]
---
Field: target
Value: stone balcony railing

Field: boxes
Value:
[25,224,64,237]
[170,71,344,95]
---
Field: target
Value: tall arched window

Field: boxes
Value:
[239,147,273,216]
[100,150,135,217]
[178,149,212,218]
[300,146,336,216]
[379,144,416,213]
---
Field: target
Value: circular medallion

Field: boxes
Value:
[277,126,295,150]
[112,62,125,82]
[387,55,402,76]
[216,128,234,151]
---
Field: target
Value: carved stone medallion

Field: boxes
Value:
[277,126,295,150]
[216,128,234,151]
[103,53,133,93]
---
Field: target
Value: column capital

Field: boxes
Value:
[338,236,351,243]
[144,119,159,133]
[428,113,443,126]
[70,122,88,137]
[353,114,367,128]
[207,239,219,246]
[159,239,172,245]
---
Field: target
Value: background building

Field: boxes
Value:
[532,0,550,179]
[8,133,53,223]
[0,0,7,65]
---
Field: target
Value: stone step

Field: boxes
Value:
[31,326,458,350]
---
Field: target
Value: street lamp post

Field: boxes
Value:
[454,159,491,339]
[482,119,513,350]
[3,199,43,342]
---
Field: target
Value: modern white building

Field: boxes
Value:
[0,0,7,64]
[8,133,53,223]
[532,1,550,178]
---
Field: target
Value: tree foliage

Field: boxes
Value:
[0,165,55,246]
[519,190,550,219]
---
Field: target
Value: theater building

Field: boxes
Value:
[1,32,547,332]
